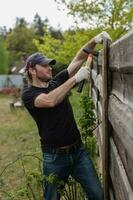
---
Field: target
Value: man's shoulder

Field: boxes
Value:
[22,86,33,96]
[22,86,43,108]
[22,86,39,100]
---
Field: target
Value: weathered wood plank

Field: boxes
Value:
[91,68,97,81]
[92,56,99,71]
[97,100,102,121]
[98,50,103,67]
[109,188,115,200]
[91,69,103,97]
[98,122,103,145]
[109,29,133,73]
[96,129,102,159]
[102,39,110,200]
[91,87,97,107]
[91,29,133,200]
[110,138,133,200]
[96,123,103,175]
[96,74,103,97]
[108,94,133,188]
[111,72,133,109]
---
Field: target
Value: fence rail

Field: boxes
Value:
[90,29,133,200]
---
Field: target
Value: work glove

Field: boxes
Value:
[94,31,112,43]
[75,67,90,83]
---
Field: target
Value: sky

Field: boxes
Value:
[0,0,75,30]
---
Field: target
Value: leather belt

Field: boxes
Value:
[43,140,82,154]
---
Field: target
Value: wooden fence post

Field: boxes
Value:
[102,39,110,200]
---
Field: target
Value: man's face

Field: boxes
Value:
[34,64,52,82]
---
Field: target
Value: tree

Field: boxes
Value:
[6,25,37,66]
[49,26,63,40]
[0,35,8,74]
[0,26,8,38]
[33,13,49,37]
[55,0,133,34]
[15,17,28,28]
[34,28,99,65]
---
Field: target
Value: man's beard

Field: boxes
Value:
[37,75,52,82]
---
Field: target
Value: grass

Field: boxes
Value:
[69,87,84,125]
[0,84,99,200]
[0,88,86,199]
[0,94,42,199]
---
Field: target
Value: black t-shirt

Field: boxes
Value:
[22,69,80,149]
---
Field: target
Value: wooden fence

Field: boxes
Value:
[90,29,133,200]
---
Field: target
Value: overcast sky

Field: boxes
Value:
[0,0,75,30]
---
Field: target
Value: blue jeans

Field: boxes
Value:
[43,144,103,200]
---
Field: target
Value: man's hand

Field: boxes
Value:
[94,31,112,43]
[75,67,90,83]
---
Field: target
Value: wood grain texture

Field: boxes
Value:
[90,29,133,200]
[109,29,133,73]
[109,94,133,188]
[110,138,133,200]
[102,39,110,200]
[109,188,115,200]
[91,69,103,97]
[111,72,133,109]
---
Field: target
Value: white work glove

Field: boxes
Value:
[75,67,90,83]
[94,31,112,43]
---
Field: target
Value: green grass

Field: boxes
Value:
[0,88,85,199]
[69,87,83,125]
[0,85,99,200]
[0,94,42,199]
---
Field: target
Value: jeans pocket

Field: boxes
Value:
[44,153,56,163]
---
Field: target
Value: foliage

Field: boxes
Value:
[6,22,38,66]
[34,28,102,66]
[0,154,43,200]
[0,92,97,200]
[0,35,8,74]
[0,1,132,75]
[0,154,85,200]
[55,0,133,31]
[78,88,97,167]
[33,34,63,61]
[15,17,28,28]
[0,26,7,37]
[49,26,64,40]
[79,90,96,136]
[32,13,49,38]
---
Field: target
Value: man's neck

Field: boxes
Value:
[32,80,49,88]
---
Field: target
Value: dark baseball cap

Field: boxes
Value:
[25,52,56,71]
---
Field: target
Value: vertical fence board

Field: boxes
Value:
[102,39,110,200]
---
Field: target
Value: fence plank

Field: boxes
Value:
[102,39,110,200]
[109,29,133,73]
[91,69,103,97]
[111,72,133,109]
[110,138,133,200]
[109,188,115,200]
[91,29,133,200]
[108,94,133,188]
[97,101,102,121]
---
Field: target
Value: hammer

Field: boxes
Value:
[77,47,99,93]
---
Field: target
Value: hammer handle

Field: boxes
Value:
[77,80,85,92]
[77,55,93,93]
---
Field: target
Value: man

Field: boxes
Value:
[22,31,112,200]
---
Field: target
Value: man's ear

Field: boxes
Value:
[29,67,36,75]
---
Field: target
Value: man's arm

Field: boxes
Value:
[35,76,76,108]
[34,67,89,108]
[67,31,112,77]
[67,38,96,77]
